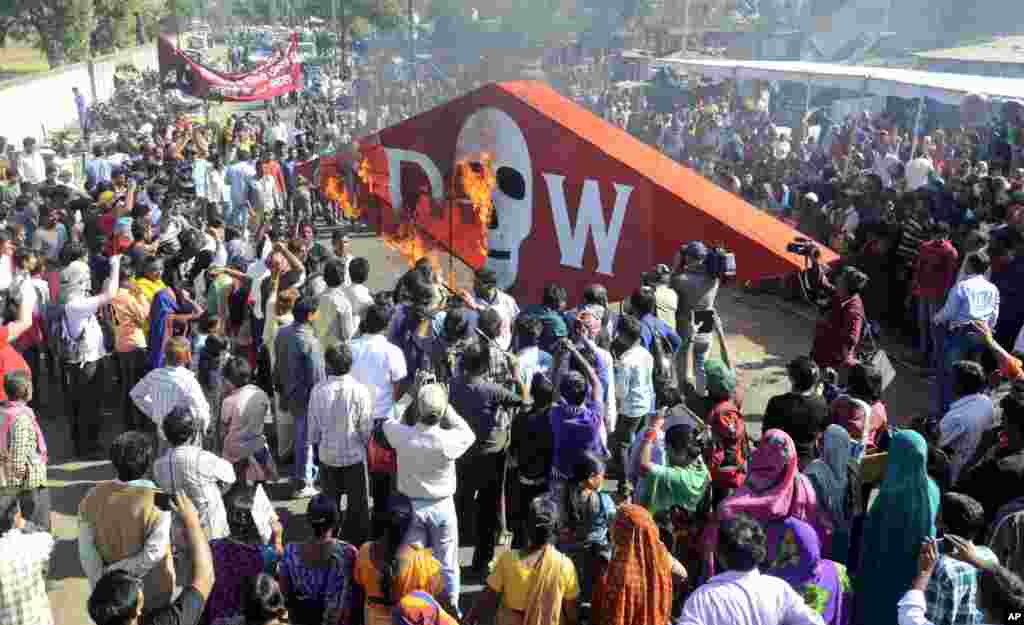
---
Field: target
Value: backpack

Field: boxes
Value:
[641,318,678,406]
[45,304,85,365]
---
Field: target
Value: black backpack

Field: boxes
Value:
[641,318,678,405]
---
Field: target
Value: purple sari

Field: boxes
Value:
[764,517,851,625]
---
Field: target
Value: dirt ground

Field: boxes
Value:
[42,233,934,624]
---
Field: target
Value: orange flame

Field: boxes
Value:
[455,152,497,259]
[357,158,371,191]
[322,175,361,220]
[383,223,458,294]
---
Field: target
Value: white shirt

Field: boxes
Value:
[130,366,212,438]
[16,151,45,185]
[153,445,236,540]
[897,590,933,625]
[307,374,373,467]
[384,411,476,499]
[314,286,355,349]
[344,283,374,330]
[906,156,935,192]
[939,393,995,484]
[0,255,13,291]
[270,122,289,146]
[350,333,408,421]
[471,290,519,351]
[64,256,121,364]
[679,568,825,625]
[207,168,228,204]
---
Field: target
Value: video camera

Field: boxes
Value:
[786,237,821,260]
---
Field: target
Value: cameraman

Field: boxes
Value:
[810,265,869,376]
[671,241,719,397]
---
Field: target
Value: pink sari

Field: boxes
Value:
[702,429,829,575]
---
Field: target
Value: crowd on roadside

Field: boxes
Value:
[2,65,1024,625]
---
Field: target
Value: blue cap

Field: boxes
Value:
[684,241,708,259]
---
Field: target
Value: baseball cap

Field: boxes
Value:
[307,494,340,528]
[804,192,819,204]
[655,263,671,277]
[683,241,708,259]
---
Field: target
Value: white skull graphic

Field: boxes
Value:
[454,107,533,290]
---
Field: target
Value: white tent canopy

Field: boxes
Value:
[653,58,1024,106]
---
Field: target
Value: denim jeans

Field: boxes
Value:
[678,327,712,396]
[917,297,945,368]
[940,328,987,412]
[405,496,460,607]
[290,406,317,486]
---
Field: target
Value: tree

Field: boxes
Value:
[0,0,24,48]
[21,0,95,68]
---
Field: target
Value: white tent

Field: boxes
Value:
[653,58,1024,105]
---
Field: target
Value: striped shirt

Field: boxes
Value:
[130,366,212,440]
[307,375,373,467]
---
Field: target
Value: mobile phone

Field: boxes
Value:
[694,310,715,334]
[153,491,174,511]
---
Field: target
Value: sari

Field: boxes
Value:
[764,517,852,625]
[853,430,939,625]
[705,429,825,575]
[147,288,179,370]
[392,591,459,625]
[355,543,444,625]
[493,545,576,625]
[221,384,276,482]
[592,504,673,625]
[805,425,859,562]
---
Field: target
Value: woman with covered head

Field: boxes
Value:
[467,495,580,625]
[854,430,939,625]
[704,429,827,575]
[687,356,747,504]
[591,503,683,625]
[804,425,862,564]
[763,516,853,625]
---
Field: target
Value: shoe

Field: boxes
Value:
[293,484,319,499]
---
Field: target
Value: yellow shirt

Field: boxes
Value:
[486,549,579,612]
[134,276,168,304]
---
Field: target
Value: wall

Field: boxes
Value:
[0,44,157,146]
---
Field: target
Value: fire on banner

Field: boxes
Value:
[158,35,302,102]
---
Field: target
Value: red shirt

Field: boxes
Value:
[812,293,865,369]
[912,239,959,298]
[97,212,116,237]
[0,325,30,401]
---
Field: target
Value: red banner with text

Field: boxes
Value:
[158,35,302,102]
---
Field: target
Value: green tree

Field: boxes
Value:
[21,0,95,67]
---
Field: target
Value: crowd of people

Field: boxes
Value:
[3,59,1024,625]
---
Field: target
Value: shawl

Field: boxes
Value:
[147,288,179,370]
[854,430,939,625]
[804,425,853,525]
[719,429,817,522]
[764,517,851,625]
[523,545,570,625]
[592,504,673,625]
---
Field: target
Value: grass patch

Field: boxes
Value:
[0,43,50,80]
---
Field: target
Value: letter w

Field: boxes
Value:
[544,174,632,276]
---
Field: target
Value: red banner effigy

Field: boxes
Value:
[158,34,302,102]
